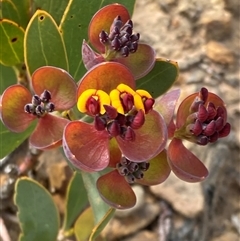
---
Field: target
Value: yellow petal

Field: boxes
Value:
[96,90,111,114]
[136,89,152,99]
[77,89,97,113]
[110,89,124,114]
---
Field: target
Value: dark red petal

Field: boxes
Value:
[97,169,136,209]
[0,85,36,132]
[88,4,130,53]
[63,121,110,172]
[29,114,69,149]
[137,150,171,186]
[32,66,77,110]
[218,122,231,138]
[115,43,156,79]
[167,138,208,182]
[82,40,105,70]
[116,110,167,162]
[77,62,135,97]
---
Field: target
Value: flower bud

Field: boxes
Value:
[130,109,145,129]
[125,173,135,184]
[24,104,35,114]
[128,162,139,173]
[107,120,121,137]
[121,46,129,57]
[94,116,106,131]
[86,96,100,115]
[206,102,217,120]
[99,30,109,44]
[197,104,208,122]
[40,90,51,103]
[104,105,118,119]
[122,126,136,141]
[133,170,144,179]
[32,95,41,106]
[196,135,208,145]
[110,16,123,32]
[46,102,55,112]
[35,105,44,116]
[218,123,231,138]
[199,87,208,103]
[121,93,134,112]
[139,162,150,171]
[118,166,129,176]
[203,120,216,136]
[111,36,121,51]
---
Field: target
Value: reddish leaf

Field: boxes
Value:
[116,110,167,162]
[88,4,130,53]
[154,89,180,126]
[77,62,135,97]
[0,85,36,132]
[167,138,208,182]
[116,43,156,79]
[82,40,105,70]
[137,150,171,186]
[176,91,226,129]
[63,121,110,172]
[97,169,136,209]
[32,66,77,110]
[29,114,69,149]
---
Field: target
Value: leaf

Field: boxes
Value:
[0,120,36,159]
[59,0,136,80]
[168,138,209,182]
[32,0,69,25]
[89,207,115,241]
[24,10,68,75]
[0,0,31,29]
[136,58,179,99]
[0,63,17,93]
[14,177,60,241]
[81,171,111,224]
[74,207,95,241]
[74,206,115,241]
[62,171,89,231]
[0,19,24,66]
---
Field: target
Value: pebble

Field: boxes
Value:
[100,195,161,240]
[150,173,204,218]
[205,40,235,64]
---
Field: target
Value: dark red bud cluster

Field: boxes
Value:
[186,88,231,145]
[24,90,55,117]
[93,105,145,142]
[99,16,140,57]
[116,157,150,184]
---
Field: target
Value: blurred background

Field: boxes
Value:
[1,0,239,240]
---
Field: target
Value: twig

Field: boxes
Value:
[0,217,11,241]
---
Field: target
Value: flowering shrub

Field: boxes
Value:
[0,1,231,240]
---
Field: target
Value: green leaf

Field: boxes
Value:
[0,0,31,29]
[14,177,60,241]
[136,58,179,98]
[24,10,68,75]
[0,63,17,93]
[0,120,36,159]
[89,207,115,241]
[0,19,24,66]
[62,171,89,231]
[74,207,95,241]
[81,171,111,224]
[74,206,115,241]
[32,0,69,25]
[59,0,136,80]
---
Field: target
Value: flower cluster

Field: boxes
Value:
[0,3,231,209]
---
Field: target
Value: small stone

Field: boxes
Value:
[101,194,160,240]
[199,9,232,41]
[205,41,234,64]
[122,230,158,241]
[210,230,239,241]
[150,173,204,218]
